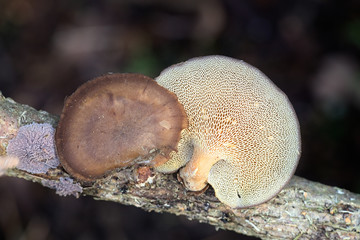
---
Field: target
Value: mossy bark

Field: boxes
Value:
[1,92,359,240]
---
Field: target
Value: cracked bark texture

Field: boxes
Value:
[1,92,359,240]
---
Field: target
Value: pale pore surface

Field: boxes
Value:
[155,55,301,208]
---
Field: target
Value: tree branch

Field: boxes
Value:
[1,92,359,240]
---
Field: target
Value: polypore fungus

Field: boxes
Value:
[55,73,187,181]
[6,123,59,174]
[155,55,301,208]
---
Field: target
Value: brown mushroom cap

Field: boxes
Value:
[155,55,301,208]
[55,73,187,181]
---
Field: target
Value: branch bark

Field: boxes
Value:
[1,92,359,240]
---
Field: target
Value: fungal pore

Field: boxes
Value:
[155,55,301,208]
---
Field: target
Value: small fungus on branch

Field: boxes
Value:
[55,73,188,182]
[41,177,83,197]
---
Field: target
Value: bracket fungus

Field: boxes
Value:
[155,55,301,208]
[55,73,187,181]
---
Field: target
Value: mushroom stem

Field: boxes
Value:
[179,145,218,191]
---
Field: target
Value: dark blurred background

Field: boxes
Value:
[0,0,360,239]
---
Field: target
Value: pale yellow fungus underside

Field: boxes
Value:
[155,55,301,208]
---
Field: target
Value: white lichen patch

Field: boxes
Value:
[6,123,59,174]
